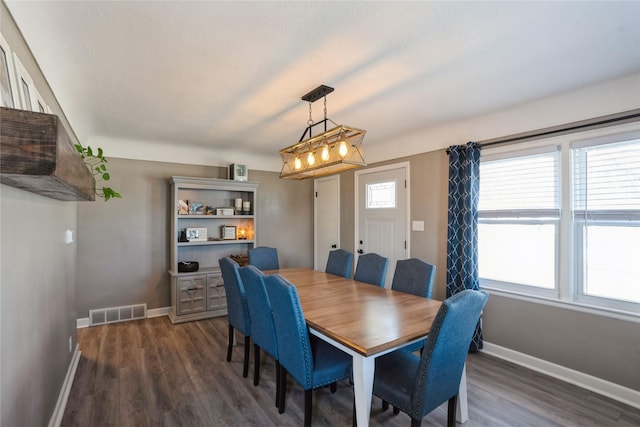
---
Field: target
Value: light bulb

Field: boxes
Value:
[294,156,302,170]
[307,151,315,166]
[321,144,330,161]
[338,140,348,157]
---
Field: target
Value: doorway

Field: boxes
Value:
[314,175,340,271]
[354,162,409,287]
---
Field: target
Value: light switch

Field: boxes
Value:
[65,229,74,244]
[412,221,424,231]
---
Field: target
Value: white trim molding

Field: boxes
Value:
[48,345,81,427]
[147,306,170,318]
[76,318,90,329]
[482,341,640,410]
[353,161,411,270]
[484,289,640,324]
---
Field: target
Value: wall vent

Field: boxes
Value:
[89,303,147,326]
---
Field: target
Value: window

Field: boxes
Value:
[572,134,640,310]
[1,36,49,113]
[0,44,14,107]
[366,181,396,209]
[0,33,17,108]
[479,124,640,316]
[12,52,48,113]
[478,147,560,296]
[20,77,32,110]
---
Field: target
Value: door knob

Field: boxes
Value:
[357,249,364,254]
[331,244,337,248]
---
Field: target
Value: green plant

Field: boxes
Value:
[74,144,121,201]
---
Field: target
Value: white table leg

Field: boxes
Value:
[456,363,468,423]
[352,355,374,426]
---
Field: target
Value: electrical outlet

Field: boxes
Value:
[68,336,73,353]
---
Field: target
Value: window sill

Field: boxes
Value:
[482,287,640,324]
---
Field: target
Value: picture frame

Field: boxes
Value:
[185,227,207,242]
[229,163,248,181]
[216,207,235,216]
[178,199,189,215]
[220,225,236,240]
[189,201,204,215]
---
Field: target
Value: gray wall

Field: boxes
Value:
[339,151,449,298]
[76,158,313,317]
[1,4,80,426]
[3,7,636,426]
[1,186,78,427]
[349,149,639,392]
[483,295,640,391]
[251,169,314,269]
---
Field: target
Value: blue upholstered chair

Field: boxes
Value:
[354,252,389,287]
[238,265,282,408]
[391,258,436,354]
[248,246,280,271]
[219,256,251,378]
[372,289,489,427]
[391,258,436,298]
[325,249,354,278]
[265,274,352,427]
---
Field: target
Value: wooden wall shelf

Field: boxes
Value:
[0,107,95,201]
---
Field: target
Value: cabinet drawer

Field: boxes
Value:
[177,276,206,315]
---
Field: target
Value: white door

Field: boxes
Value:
[314,175,340,271]
[355,163,409,288]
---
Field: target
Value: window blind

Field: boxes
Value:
[572,138,640,220]
[479,148,560,218]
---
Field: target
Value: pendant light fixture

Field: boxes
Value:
[279,85,366,179]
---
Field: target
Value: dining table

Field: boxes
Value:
[269,267,469,426]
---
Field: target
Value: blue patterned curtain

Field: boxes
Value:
[446,141,483,352]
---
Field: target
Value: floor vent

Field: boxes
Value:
[89,303,147,326]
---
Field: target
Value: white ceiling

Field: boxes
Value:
[5,1,640,170]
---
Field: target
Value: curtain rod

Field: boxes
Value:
[478,109,640,149]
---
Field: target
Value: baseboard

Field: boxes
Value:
[76,317,90,329]
[76,306,170,329]
[48,344,81,427]
[482,341,640,410]
[147,306,170,318]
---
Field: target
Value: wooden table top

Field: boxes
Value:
[270,268,442,357]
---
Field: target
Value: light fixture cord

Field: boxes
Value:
[308,101,313,139]
[324,96,328,132]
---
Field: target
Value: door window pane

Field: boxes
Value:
[366,181,396,209]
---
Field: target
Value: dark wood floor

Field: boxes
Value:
[62,316,639,426]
